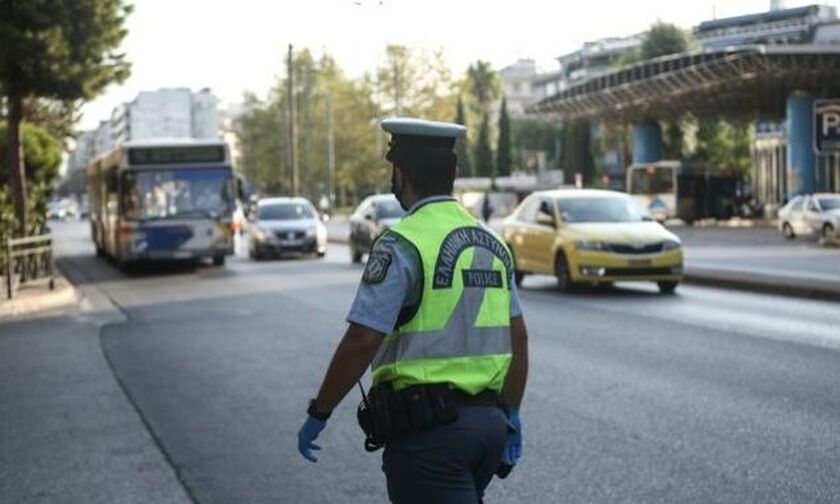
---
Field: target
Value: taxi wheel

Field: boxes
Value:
[555,253,574,292]
[782,223,795,240]
[819,223,834,245]
[658,281,678,294]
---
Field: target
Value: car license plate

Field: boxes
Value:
[628,258,652,267]
[281,239,303,246]
[173,251,192,258]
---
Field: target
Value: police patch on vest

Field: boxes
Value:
[462,269,502,288]
[433,226,513,289]
[363,250,392,284]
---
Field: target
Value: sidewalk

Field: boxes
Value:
[0,275,79,319]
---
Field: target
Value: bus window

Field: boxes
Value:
[630,167,674,195]
[121,168,234,221]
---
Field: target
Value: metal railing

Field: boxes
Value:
[3,234,55,300]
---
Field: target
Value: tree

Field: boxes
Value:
[642,22,688,60]
[375,45,456,120]
[0,122,62,237]
[475,113,494,177]
[466,61,500,115]
[561,120,595,185]
[454,96,472,176]
[0,0,131,233]
[496,97,511,177]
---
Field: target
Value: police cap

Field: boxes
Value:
[381,117,466,163]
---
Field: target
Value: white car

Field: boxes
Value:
[778,193,840,244]
[248,197,328,260]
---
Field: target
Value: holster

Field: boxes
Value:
[357,383,459,452]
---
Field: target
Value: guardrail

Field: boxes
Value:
[3,234,55,300]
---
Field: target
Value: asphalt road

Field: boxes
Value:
[13,221,840,503]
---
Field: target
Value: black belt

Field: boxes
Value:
[448,389,503,408]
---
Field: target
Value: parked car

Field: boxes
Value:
[248,197,327,260]
[348,194,406,263]
[778,193,840,244]
[502,189,683,293]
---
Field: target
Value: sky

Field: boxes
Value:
[79,0,835,130]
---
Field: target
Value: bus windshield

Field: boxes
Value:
[630,167,674,195]
[121,168,234,220]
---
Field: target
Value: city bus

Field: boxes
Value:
[627,160,738,223]
[87,139,237,267]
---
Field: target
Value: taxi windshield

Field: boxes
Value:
[556,197,645,223]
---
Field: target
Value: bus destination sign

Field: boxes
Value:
[128,145,226,165]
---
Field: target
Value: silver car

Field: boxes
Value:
[348,194,406,263]
[248,197,327,260]
[778,193,840,244]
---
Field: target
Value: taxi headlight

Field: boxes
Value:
[575,240,610,251]
[305,226,317,238]
[662,240,681,251]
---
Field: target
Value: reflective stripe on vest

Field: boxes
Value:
[370,200,513,394]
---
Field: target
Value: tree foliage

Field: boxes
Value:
[0,0,131,233]
[475,113,494,177]
[454,96,472,177]
[0,121,62,235]
[496,97,511,176]
[642,22,688,59]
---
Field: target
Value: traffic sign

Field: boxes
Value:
[814,99,840,153]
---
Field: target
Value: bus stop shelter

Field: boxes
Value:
[530,45,840,204]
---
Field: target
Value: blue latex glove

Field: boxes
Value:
[502,408,522,465]
[297,415,327,463]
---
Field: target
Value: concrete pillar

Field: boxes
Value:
[632,120,663,164]
[786,93,815,198]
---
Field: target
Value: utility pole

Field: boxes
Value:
[287,44,298,196]
[327,93,336,208]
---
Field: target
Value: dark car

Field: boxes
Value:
[348,194,406,263]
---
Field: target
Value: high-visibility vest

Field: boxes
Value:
[371,199,513,395]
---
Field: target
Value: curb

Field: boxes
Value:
[683,268,840,302]
[0,276,79,319]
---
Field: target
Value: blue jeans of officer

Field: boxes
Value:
[382,406,509,504]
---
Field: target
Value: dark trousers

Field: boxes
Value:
[382,406,509,504]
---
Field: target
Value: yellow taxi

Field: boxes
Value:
[501,189,683,293]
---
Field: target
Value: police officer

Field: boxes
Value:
[297,118,529,503]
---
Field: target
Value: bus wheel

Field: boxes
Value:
[782,223,795,240]
[555,253,574,292]
[213,254,226,267]
[658,281,678,294]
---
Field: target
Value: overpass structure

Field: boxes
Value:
[530,45,840,203]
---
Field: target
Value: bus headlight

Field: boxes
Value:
[575,241,610,251]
